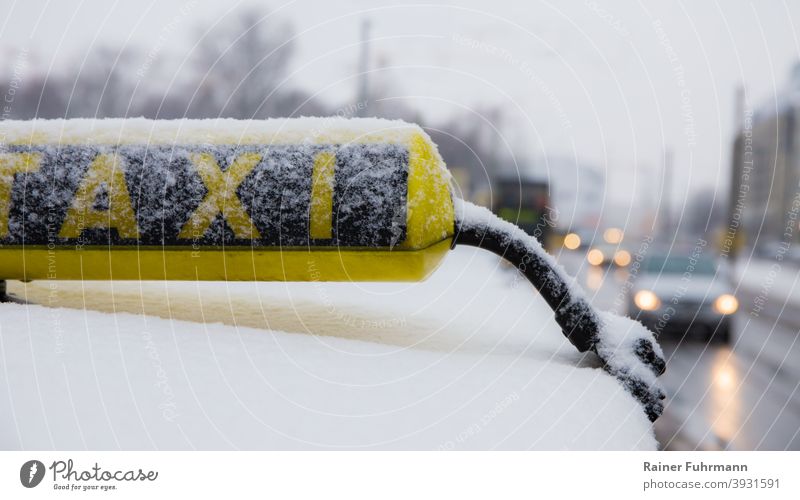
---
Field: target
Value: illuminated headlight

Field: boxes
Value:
[604,227,623,244]
[634,290,661,311]
[564,232,581,250]
[587,248,604,266]
[714,294,738,315]
[613,250,631,267]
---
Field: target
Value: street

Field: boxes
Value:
[556,250,800,450]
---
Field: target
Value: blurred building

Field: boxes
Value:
[543,156,605,233]
[491,175,552,246]
[729,65,800,258]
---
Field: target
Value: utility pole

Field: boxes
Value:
[661,149,673,235]
[356,18,371,117]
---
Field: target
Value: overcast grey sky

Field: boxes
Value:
[2,0,800,215]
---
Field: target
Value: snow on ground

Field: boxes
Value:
[0,248,656,450]
[735,258,800,308]
[732,257,800,382]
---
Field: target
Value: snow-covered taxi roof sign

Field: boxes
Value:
[0,117,665,421]
[0,118,454,281]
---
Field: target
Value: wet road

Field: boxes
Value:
[556,250,800,450]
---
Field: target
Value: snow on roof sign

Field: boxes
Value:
[0,118,455,282]
[0,143,408,248]
[0,117,665,423]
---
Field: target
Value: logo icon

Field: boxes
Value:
[20,460,45,488]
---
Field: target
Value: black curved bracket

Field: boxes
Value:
[452,216,666,422]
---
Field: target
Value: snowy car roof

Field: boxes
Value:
[0,247,657,450]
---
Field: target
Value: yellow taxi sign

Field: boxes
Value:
[0,119,455,281]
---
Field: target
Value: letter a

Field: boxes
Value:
[59,153,139,239]
[0,152,41,238]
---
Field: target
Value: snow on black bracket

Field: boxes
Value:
[454,199,666,422]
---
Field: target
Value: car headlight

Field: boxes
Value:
[613,250,631,266]
[634,290,661,311]
[587,248,604,266]
[714,294,738,315]
[563,232,581,250]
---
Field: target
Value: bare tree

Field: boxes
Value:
[66,46,140,118]
[427,106,508,196]
[684,187,726,238]
[3,74,70,119]
[188,7,296,118]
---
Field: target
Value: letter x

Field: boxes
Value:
[179,152,262,240]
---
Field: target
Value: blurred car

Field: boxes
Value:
[627,253,737,343]
[586,242,632,268]
[573,228,598,249]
